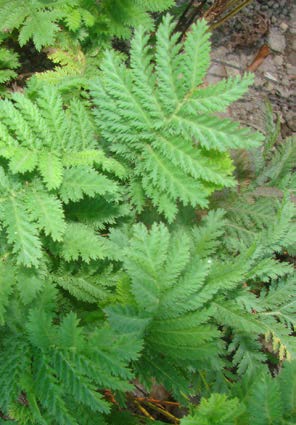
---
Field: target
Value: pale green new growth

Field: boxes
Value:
[0,87,122,266]
[181,361,296,425]
[0,0,174,49]
[0,47,19,83]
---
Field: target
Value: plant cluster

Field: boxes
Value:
[0,1,295,424]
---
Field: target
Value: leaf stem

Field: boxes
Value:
[134,400,155,420]
[209,0,255,30]
[143,400,180,423]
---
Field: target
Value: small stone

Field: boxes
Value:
[267,28,286,52]
[224,55,242,77]
[238,53,250,69]
[277,86,293,98]
[212,46,229,58]
[254,75,264,87]
[259,56,278,74]
[287,51,296,66]
[286,63,296,76]
[271,16,277,24]
[280,22,288,32]
[264,81,275,91]
[273,55,283,66]
[205,63,227,84]
[281,76,290,86]
[286,111,296,131]
[289,8,296,33]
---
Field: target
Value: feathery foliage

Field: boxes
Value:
[91,16,263,221]
[183,361,296,424]
[106,207,295,397]
[0,0,174,51]
[212,116,296,250]
[0,47,20,84]
[0,86,123,268]
[0,287,141,424]
[0,9,294,425]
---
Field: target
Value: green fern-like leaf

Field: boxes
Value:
[247,370,283,425]
[0,47,19,84]
[1,196,42,267]
[0,87,125,267]
[278,361,296,417]
[107,213,296,397]
[0,288,141,423]
[92,15,263,221]
[54,265,117,303]
[0,263,14,324]
[0,0,174,52]
[25,189,66,241]
[181,394,244,425]
[57,223,107,263]
[60,166,118,204]
[0,0,72,50]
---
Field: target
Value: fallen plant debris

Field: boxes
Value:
[247,44,270,71]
